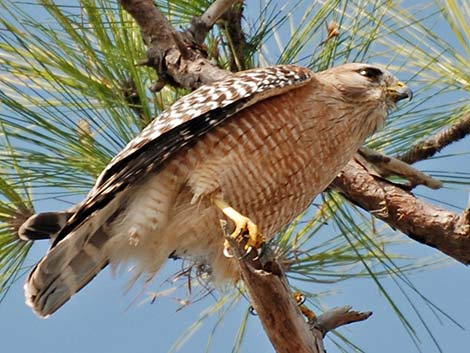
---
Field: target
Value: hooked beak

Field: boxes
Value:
[388,81,413,102]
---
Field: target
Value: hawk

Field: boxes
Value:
[19,63,411,317]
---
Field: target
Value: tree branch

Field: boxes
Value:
[226,235,373,352]
[397,112,470,164]
[225,235,324,353]
[332,158,470,265]
[332,113,470,264]
[120,0,229,90]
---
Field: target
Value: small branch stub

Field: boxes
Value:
[358,147,442,189]
[312,306,373,337]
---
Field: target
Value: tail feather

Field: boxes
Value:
[25,226,111,317]
[24,194,126,317]
[18,211,73,241]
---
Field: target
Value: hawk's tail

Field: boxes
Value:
[24,225,111,317]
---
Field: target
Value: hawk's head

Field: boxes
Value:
[317,63,412,134]
[320,63,412,105]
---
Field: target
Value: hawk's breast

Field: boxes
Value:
[172,83,361,239]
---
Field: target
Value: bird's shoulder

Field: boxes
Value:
[94,65,315,189]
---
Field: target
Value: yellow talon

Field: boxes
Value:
[212,198,265,256]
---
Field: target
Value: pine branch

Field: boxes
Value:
[332,158,470,265]
[397,112,470,165]
[225,236,323,353]
[334,113,470,264]
[226,235,372,352]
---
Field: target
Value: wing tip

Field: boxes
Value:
[18,211,72,241]
[24,262,66,318]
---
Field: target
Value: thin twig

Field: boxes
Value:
[189,0,240,44]
[221,2,248,71]
[397,113,470,164]
[120,78,147,128]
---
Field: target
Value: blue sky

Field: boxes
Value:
[1,1,470,353]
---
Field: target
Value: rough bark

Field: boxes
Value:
[121,0,230,91]
[226,236,373,353]
[226,238,322,353]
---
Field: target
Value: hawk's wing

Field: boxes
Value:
[52,65,315,247]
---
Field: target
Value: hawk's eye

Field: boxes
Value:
[358,67,383,80]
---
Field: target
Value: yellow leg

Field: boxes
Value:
[294,291,316,322]
[212,198,265,254]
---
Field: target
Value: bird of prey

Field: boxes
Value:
[19,63,412,317]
